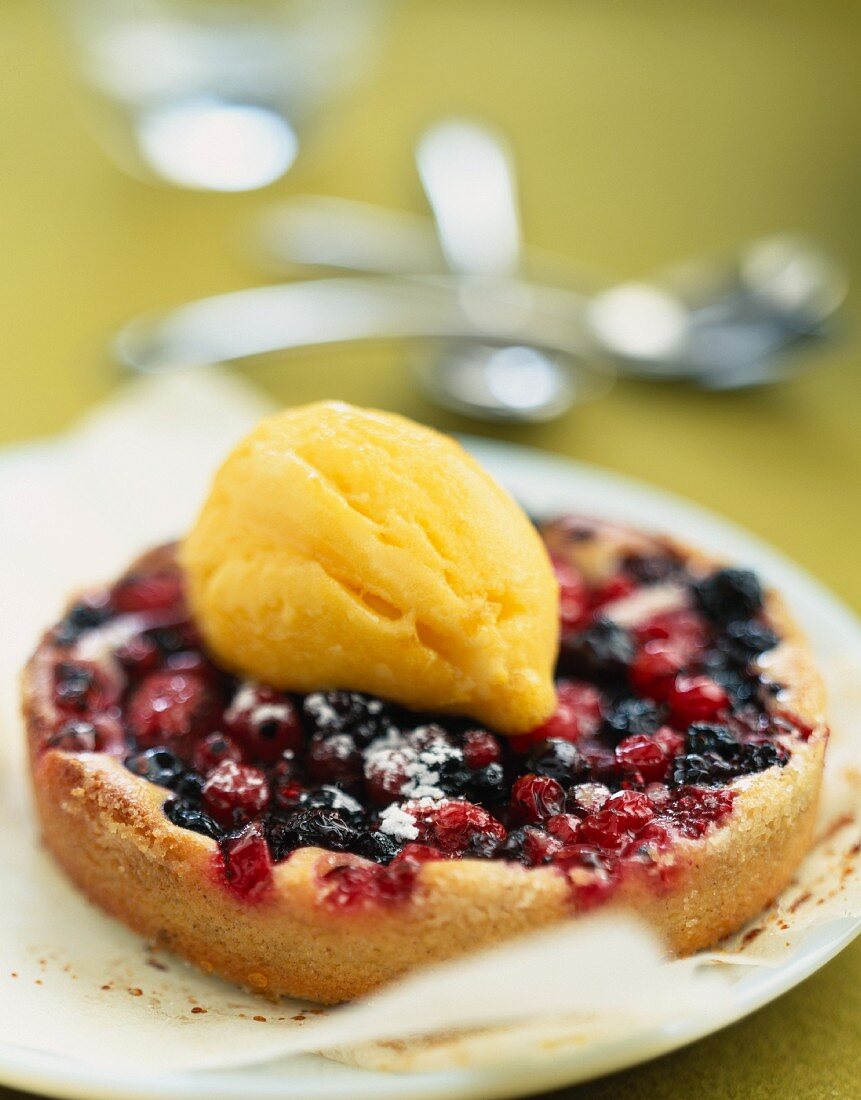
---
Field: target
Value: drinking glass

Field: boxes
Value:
[56,0,391,191]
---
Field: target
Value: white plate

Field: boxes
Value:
[2,435,859,1100]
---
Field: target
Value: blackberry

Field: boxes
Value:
[685,723,739,759]
[54,601,112,646]
[494,827,530,864]
[671,753,735,787]
[693,568,763,623]
[54,662,97,713]
[467,762,508,805]
[174,771,205,802]
[302,690,392,747]
[602,697,663,742]
[126,747,205,801]
[525,739,585,785]
[302,785,366,826]
[46,720,98,753]
[125,747,186,788]
[465,830,503,858]
[353,831,402,864]
[698,647,761,708]
[708,666,759,708]
[719,620,780,662]
[434,750,472,798]
[268,807,359,860]
[561,619,635,679]
[621,552,684,585]
[738,742,788,773]
[145,624,194,656]
[163,799,223,840]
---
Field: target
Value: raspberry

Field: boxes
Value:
[114,634,162,674]
[591,573,636,608]
[363,746,412,805]
[635,609,708,662]
[653,725,686,759]
[566,782,610,816]
[579,791,653,850]
[318,857,421,909]
[578,810,631,851]
[521,827,564,865]
[664,786,735,838]
[45,715,123,754]
[605,790,654,830]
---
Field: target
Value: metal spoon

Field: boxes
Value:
[410,120,580,421]
[117,115,846,413]
[253,202,846,398]
[113,274,615,417]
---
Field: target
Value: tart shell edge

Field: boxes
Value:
[21,550,827,1004]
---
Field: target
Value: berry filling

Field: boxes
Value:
[34,524,811,909]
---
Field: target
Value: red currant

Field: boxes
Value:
[615,734,668,782]
[667,675,729,725]
[224,684,304,763]
[112,572,184,614]
[462,729,502,769]
[219,822,272,900]
[202,761,269,827]
[510,774,566,823]
[552,557,590,634]
[126,669,218,751]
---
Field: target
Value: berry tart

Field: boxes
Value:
[22,404,827,1004]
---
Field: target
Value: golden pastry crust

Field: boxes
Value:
[22,535,828,1005]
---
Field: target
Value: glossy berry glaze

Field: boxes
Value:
[32,518,810,909]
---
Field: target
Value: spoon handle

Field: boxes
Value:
[415,119,522,278]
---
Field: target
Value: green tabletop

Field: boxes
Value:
[2,2,859,1097]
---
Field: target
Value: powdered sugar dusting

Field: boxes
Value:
[601,583,687,627]
[324,786,360,811]
[225,682,292,728]
[224,681,261,723]
[363,725,458,802]
[73,614,151,663]
[251,703,292,724]
[403,733,458,800]
[303,692,340,727]
[378,804,419,842]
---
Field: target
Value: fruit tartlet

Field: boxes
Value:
[22,404,827,1003]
